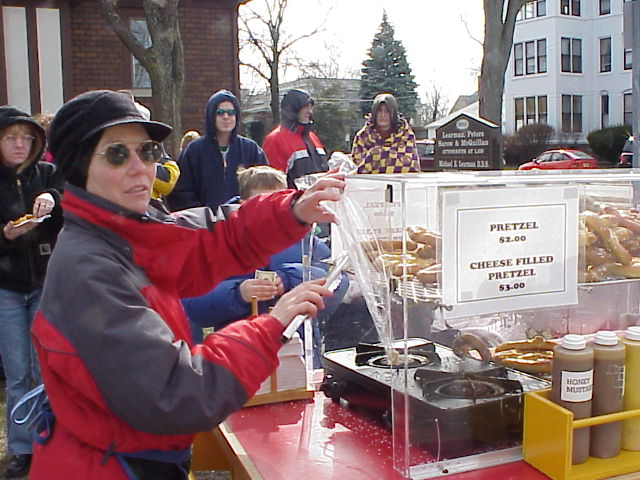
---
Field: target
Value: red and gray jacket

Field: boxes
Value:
[263,124,328,188]
[29,184,308,479]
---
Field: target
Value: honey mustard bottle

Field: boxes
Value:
[551,334,593,465]
[590,331,625,458]
[622,326,640,450]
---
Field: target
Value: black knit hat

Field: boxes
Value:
[49,90,172,187]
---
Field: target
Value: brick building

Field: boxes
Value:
[1,0,248,133]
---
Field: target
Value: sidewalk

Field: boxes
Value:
[0,380,26,479]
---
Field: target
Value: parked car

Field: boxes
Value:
[518,149,598,170]
[618,136,634,167]
[416,139,436,171]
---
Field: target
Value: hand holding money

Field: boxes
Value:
[239,271,283,303]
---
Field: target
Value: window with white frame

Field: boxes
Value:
[624,93,633,131]
[515,98,524,129]
[514,39,546,76]
[526,41,536,74]
[517,0,546,19]
[561,37,582,73]
[600,37,611,72]
[599,0,610,15]
[537,0,547,15]
[514,95,548,130]
[601,94,609,128]
[130,19,151,89]
[561,0,580,16]
[562,94,582,132]
[624,49,633,70]
[537,39,547,73]
[514,43,524,76]
[538,96,548,124]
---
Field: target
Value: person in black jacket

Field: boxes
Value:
[0,106,63,478]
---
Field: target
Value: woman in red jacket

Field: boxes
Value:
[27,90,343,479]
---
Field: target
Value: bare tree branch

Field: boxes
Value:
[98,0,149,65]
[239,0,327,126]
[239,61,270,81]
[460,14,483,47]
[96,0,184,155]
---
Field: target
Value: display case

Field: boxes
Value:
[319,169,640,479]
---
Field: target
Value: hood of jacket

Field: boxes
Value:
[280,89,314,132]
[204,89,241,141]
[0,105,46,175]
[371,93,400,130]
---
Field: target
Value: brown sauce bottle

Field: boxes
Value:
[589,331,625,458]
[622,326,640,450]
[551,334,593,465]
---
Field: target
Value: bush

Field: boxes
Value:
[503,123,554,166]
[587,125,630,165]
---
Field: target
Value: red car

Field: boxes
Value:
[518,149,598,170]
[618,136,634,167]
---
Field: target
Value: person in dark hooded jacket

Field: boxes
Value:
[262,89,328,188]
[0,106,63,478]
[351,93,420,174]
[167,89,266,212]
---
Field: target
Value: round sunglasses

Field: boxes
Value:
[94,140,164,167]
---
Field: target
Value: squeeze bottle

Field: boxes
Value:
[551,334,593,465]
[622,326,640,450]
[590,330,625,458]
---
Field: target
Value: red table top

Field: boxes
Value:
[223,392,550,480]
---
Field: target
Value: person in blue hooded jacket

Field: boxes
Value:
[167,89,267,212]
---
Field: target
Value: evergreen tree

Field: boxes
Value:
[359,12,419,121]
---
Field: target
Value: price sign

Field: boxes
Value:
[441,185,579,319]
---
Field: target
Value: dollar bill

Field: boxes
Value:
[255,269,277,283]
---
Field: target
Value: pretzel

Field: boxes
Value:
[609,263,640,279]
[407,226,440,247]
[493,336,555,374]
[583,211,633,265]
[416,263,441,285]
[585,247,615,266]
[493,350,553,374]
[10,214,34,226]
[494,336,556,353]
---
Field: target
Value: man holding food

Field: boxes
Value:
[0,105,63,477]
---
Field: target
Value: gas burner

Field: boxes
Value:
[367,352,438,369]
[354,340,437,368]
[421,374,524,402]
[435,377,508,399]
[321,341,549,460]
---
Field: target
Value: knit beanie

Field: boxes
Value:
[48,90,172,187]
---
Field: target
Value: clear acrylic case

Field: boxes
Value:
[320,169,640,479]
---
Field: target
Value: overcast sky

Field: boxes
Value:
[239,0,485,106]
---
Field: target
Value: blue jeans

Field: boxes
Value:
[0,288,42,454]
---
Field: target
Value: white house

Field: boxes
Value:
[503,0,633,141]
